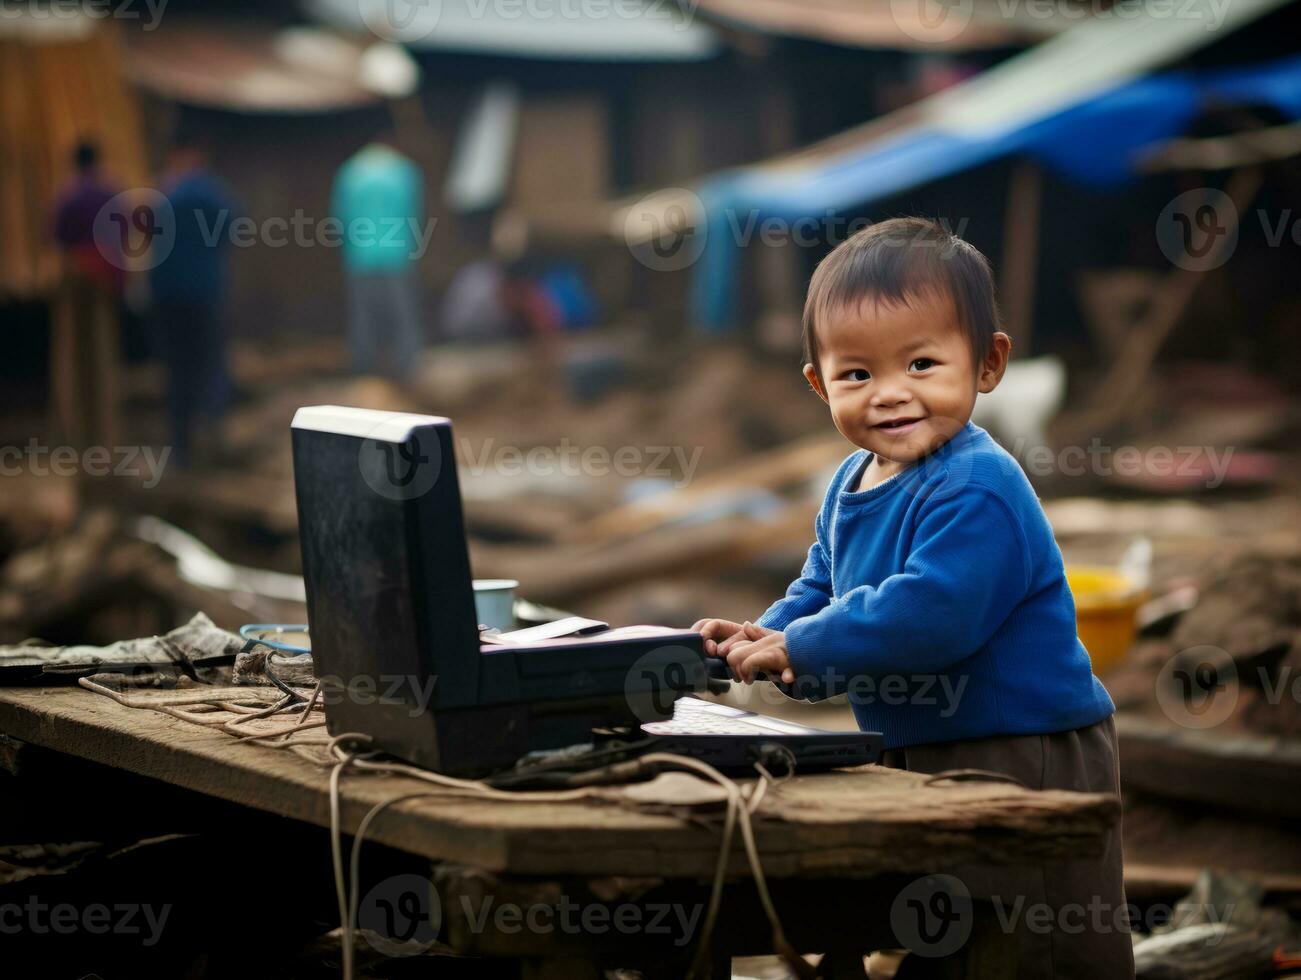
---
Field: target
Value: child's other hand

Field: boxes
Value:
[691,617,747,657]
[726,623,796,685]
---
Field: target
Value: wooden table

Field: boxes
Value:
[0,686,1120,978]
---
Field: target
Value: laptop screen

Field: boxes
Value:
[291,406,482,710]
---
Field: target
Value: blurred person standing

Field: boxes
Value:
[150,129,238,468]
[331,131,425,377]
[51,140,124,450]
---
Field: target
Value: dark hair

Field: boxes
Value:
[73,140,99,172]
[802,217,1000,382]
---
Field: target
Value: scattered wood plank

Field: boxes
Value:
[1116,713,1301,819]
[476,501,819,606]
[1125,863,1301,901]
[561,434,844,545]
[1056,166,1264,442]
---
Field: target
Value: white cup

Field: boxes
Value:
[473,579,518,632]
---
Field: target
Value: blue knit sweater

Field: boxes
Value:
[757,422,1114,749]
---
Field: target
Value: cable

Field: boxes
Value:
[238,623,311,655]
[261,654,311,703]
[633,753,812,980]
[922,768,1027,789]
[327,734,376,980]
[346,790,444,976]
[80,674,807,976]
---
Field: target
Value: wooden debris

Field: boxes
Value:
[562,433,843,545]
[1116,716,1301,819]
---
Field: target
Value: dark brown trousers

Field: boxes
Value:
[880,716,1135,979]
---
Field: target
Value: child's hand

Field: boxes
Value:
[725,622,797,685]
[691,617,748,657]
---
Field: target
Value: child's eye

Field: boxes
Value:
[910,358,936,371]
[842,369,871,382]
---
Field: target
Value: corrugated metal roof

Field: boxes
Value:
[126,21,386,113]
[692,0,1067,51]
[302,0,719,60]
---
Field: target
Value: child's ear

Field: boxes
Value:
[802,363,830,404]
[977,333,1012,394]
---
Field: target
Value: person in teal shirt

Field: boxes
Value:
[331,133,426,377]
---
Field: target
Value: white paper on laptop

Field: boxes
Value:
[483,619,690,647]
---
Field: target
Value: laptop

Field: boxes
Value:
[291,406,882,776]
[641,697,881,773]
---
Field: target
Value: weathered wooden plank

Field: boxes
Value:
[0,687,1117,878]
[1116,713,1301,819]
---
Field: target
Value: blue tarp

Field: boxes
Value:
[691,54,1301,329]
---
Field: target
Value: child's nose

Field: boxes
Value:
[870,379,912,406]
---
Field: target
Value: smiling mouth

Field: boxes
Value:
[875,417,924,430]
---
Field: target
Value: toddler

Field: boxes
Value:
[695,218,1131,979]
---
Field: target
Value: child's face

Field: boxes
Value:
[803,290,1009,467]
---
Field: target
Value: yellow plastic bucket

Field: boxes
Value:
[1066,566,1146,674]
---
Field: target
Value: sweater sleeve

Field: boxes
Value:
[783,484,1032,696]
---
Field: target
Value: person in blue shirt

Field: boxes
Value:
[331,132,426,377]
[695,218,1131,978]
[150,131,239,467]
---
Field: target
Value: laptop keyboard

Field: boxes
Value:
[642,697,823,737]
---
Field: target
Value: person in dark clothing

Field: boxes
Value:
[51,140,124,450]
[148,132,238,467]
